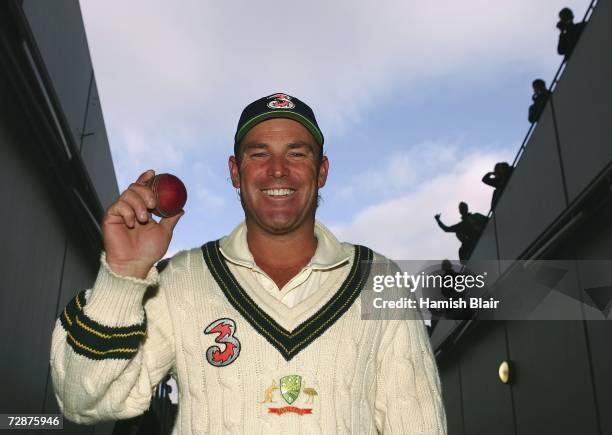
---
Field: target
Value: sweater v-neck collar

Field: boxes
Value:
[201,241,372,361]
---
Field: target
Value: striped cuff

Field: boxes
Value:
[83,253,159,327]
[59,291,147,360]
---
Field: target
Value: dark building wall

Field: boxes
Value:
[22,0,119,210]
[0,1,118,434]
[0,83,68,415]
[436,1,612,434]
[571,201,612,435]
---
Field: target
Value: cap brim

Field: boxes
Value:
[234,110,324,146]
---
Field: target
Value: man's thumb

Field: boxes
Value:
[159,210,184,235]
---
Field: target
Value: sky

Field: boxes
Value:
[79,0,590,261]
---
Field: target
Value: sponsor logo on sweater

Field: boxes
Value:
[204,318,241,367]
[261,375,318,415]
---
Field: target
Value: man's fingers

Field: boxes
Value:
[107,200,138,228]
[135,169,155,186]
[120,189,151,224]
[159,210,184,235]
[128,183,157,210]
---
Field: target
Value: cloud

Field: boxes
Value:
[329,144,509,260]
[334,139,464,201]
[113,127,188,188]
[79,0,590,165]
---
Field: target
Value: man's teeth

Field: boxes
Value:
[263,188,295,197]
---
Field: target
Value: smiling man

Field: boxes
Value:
[50,93,447,434]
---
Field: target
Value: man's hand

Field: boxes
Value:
[102,170,183,279]
[434,213,441,220]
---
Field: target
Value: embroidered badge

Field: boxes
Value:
[263,375,318,415]
[261,380,279,403]
[204,318,241,367]
[267,93,295,110]
[280,375,301,405]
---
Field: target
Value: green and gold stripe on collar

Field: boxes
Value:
[202,241,372,361]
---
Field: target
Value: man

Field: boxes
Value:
[435,202,487,262]
[482,161,514,208]
[527,79,551,124]
[557,7,585,60]
[51,93,447,434]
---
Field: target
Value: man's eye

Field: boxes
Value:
[289,152,306,157]
[251,152,268,158]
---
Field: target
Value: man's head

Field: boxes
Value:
[441,259,453,273]
[532,79,547,95]
[459,202,469,216]
[559,7,574,23]
[233,93,324,163]
[494,162,511,176]
[229,93,328,235]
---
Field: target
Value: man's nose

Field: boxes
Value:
[267,155,289,178]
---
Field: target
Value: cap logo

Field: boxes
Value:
[267,94,295,110]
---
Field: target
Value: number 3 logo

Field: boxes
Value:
[204,318,241,367]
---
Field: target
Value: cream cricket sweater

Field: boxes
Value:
[50,225,447,434]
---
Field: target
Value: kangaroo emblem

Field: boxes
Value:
[261,380,279,403]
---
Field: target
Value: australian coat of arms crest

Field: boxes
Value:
[262,375,318,415]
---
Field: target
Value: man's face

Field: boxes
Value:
[228,118,328,235]
[533,82,546,94]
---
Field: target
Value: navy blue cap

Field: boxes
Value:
[234,93,324,155]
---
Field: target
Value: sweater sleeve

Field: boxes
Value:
[374,319,448,434]
[50,253,176,424]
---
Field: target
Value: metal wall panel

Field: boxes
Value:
[22,0,92,149]
[467,216,498,261]
[0,103,66,414]
[553,0,612,202]
[506,321,598,435]
[494,104,567,260]
[438,359,464,435]
[570,200,612,435]
[81,75,119,210]
[466,215,500,282]
[455,324,514,435]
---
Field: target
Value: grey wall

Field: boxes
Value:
[469,0,612,265]
[553,0,612,202]
[571,200,612,435]
[22,0,93,150]
[494,101,568,261]
[0,94,67,416]
[0,84,101,434]
[81,75,120,210]
[0,1,118,434]
[440,2,612,434]
[22,0,119,208]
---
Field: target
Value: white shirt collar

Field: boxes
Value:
[218,220,350,270]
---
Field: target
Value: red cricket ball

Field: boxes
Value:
[147,173,187,218]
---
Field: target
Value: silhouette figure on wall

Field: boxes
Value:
[528,79,551,124]
[557,8,585,60]
[482,162,514,209]
[435,202,487,262]
[427,260,475,334]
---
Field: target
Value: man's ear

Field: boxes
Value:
[318,155,329,188]
[228,156,241,188]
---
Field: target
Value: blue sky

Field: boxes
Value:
[80,0,590,260]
